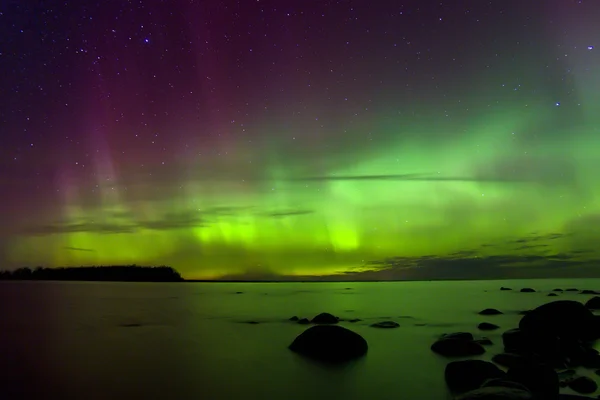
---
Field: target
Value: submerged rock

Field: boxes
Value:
[501,287,513,291]
[455,387,533,400]
[431,338,485,357]
[348,318,361,323]
[370,321,399,329]
[289,316,299,321]
[475,338,494,346]
[479,308,503,315]
[444,360,505,393]
[288,325,367,363]
[442,332,474,341]
[580,290,598,295]
[297,318,310,325]
[479,322,500,331]
[311,312,339,324]
[548,293,558,297]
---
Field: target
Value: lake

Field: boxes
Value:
[1,279,599,399]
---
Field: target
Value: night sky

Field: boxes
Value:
[1,0,599,280]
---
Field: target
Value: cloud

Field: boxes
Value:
[261,210,314,218]
[63,246,96,252]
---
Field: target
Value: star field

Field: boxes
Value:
[1,0,600,280]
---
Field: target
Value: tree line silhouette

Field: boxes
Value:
[0,265,184,282]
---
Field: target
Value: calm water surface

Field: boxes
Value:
[2,279,600,400]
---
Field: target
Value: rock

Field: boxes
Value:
[567,376,597,394]
[566,288,579,292]
[548,293,559,297]
[502,329,527,352]
[580,290,598,295]
[442,332,474,341]
[311,312,339,324]
[235,291,243,294]
[288,325,367,363]
[476,338,494,346]
[479,308,503,315]
[558,394,598,399]
[492,353,535,369]
[444,360,505,393]
[455,387,533,399]
[519,300,597,341]
[242,320,260,324]
[431,338,485,357]
[585,296,600,310]
[481,379,530,392]
[289,316,299,321]
[506,364,559,400]
[517,310,531,315]
[479,322,500,331]
[370,321,399,328]
[348,318,361,323]
[501,287,513,291]
[297,318,310,324]
[520,288,536,293]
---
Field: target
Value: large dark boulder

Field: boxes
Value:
[584,296,600,310]
[455,387,533,399]
[518,300,596,341]
[431,338,485,357]
[481,379,529,392]
[506,364,559,400]
[288,325,367,363]
[444,360,505,393]
[311,312,339,324]
[502,329,527,352]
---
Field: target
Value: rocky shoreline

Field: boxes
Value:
[284,287,600,399]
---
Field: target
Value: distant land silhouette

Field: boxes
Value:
[0,265,184,282]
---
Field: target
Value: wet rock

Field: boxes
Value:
[567,376,597,394]
[348,318,361,323]
[297,318,310,324]
[455,387,533,400]
[370,321,399,329]
[479,308,503,315]
[444,360,505,393]
[506,364,559,400]
[479,322,500,331]
[476,338,494,346]
[548,293,559,297]
[311,312,339,324]
[566,288,579,292]
[431,338,485,357]
[289,316,299,321]
[558,394,598,399]
[520,288,536,293]
[235,291,244,294]
[580,290,598,295]
[442,332,474,341]
[584,296,600,310]
[501,287,513,291]
[288,325,367,363]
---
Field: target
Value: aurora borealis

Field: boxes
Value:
[1,0,600,280]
